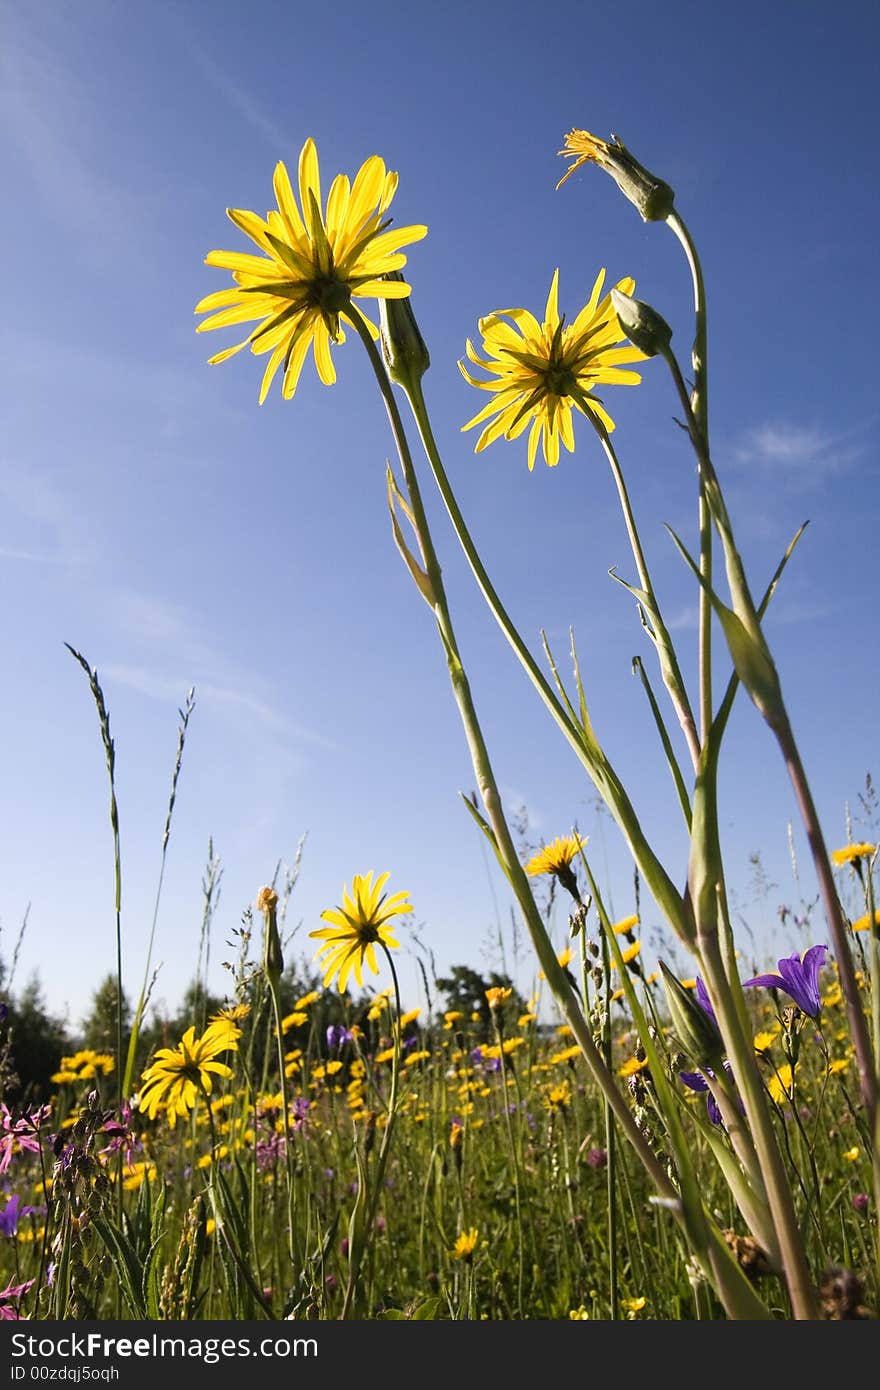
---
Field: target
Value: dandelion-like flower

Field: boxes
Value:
[524,833,587,879]
[310,871,412,993]
[831,842,876,867]
[195,138,427,403]
[452,1227,480,1261]
[138,1020,241,1128]
[460,269,645,470]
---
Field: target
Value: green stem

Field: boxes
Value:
[353,311,766,1317]
[267,977,298,1271]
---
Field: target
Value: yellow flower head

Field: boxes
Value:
[138,1020,241,1128]
[485,986,512,1011]
[556,130,675,223]
[452,1227,480,1261]
[851,910,880,932]
[546,1080,572,1110]
[612,914,640,937]
[256,886,278,914]
[831,842,876,866]
[460,270,645,470]
[524,834,587,879]
[196,137,427,403]
[310,872,412,993]
[211,1003,251,1023]
[767,1064,794,1104]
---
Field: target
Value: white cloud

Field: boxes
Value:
[728,420,867,484]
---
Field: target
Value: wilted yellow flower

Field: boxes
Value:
[196,138,427,402]
[460,271,645,470]
[255,886,278,914]
[557,129,675,223]
[311,871,412,992]
[831,842,876,866]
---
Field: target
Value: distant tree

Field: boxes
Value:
[81,974,132,1054]
[3,975,71,1102]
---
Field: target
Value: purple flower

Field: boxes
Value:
[584,1147,608,1169]
[853,1192,870,1213]
[0,1194,36,1237]
[743,945,828,1019]
[694,977,717,1026]
[0,1104,50,1175]
[680,1061,743,1127]
[0,1278,34,1320]
[326,1024,353,1051]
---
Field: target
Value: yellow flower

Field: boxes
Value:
[827,1058,849,1075]
[611,941,642,969]
[618,1056,649,1078]
[399,1008,421,1028]
[138,1020,241,1128]
[485,986,512,1010]
[404,1050,432,1067]
[374,1047,396,1064]
[452,1227,480,1261]
[622,1295,647,1318]
[568,1306,590,1320]
[518,1013,537,1029]
[281,1011,309,1033]
[550,1045,581,1066]
[443,1011,463,1029]
[211,1003,251,1023]
[831,842,876,866]
[524,834,587,878]
[556,946,573,969]
[546,1080,571,1110]
[310,871,412,992]
[767,1064,794,1104]
[196,138,427,403]
[753,1031,777,1054]
[460,270,644,470]
[121,1160,156,1191]
[294,990,320,1009]
[843,1146,860,1161]
[612,914,639,936]
[556,130,675,223]
[851,909,880,932]
[50,1050,115,1084]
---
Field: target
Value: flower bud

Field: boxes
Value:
[610,289,672,359]
[557,130,675,222]
[257,885,284,989]
[659,961,724,1069]
[379,271,430,389]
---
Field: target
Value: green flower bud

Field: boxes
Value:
[558,130,675,222]
[610,288,673,359]
[379,271,430,389]
[659,961,725,1069]
[257,885,284,988]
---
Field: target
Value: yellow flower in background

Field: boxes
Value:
[622,1295,647,1318]
[138,1020,241,1128]
[211,1003,251,1023]
[851,910,880,932]
[612,914,640,936]
[294,991,321,1009]
[611,941,642,969]
[618,1056,649,1078]
[525,834,587,879]
[843,1146,860,1161]
[485,986,512,1010]
[311,871,412,992]
[196,137,427,402]
[753,1031,777,1054]
[767,1064,794,1104]
[460,270,644,470]
[568,1306,590,1320]
[51,1050,115,1084]
[281,1011,309,1033]
[452,1227,480,1261]
[546,1080,572,1110]
[399,1008,421,1028]
[831,842,876,866]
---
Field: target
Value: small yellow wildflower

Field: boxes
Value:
[612,914,639,936]
[622,1295,647,1318]
[524,834,587,879]
[518,1013,537,1028]
[851,910,880,932]
[611,941,641,969]
[753,1031,777,1054]
[281,1011,309,1033]
[485,986,512,1011]
[452,1228,480,1262]
[399,1008,421,1028]
[831,842,876,866]
[843,1146,860,1161]
[767,1064,794,1103]
[404,1050,432,1067]
[549,1045,581,1066]
[294,991,320,1009]
[618,1056,649,1078]
[311,871,412,993]
[568,1306,590,1320]
[546,1080,572,1110]
[443,1011,463,1029]
[827,1058,849,1075]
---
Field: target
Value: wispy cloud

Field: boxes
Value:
[666,604,699,632]
[727,419,869,486]
[0,25,147,260]
[0,458,95,566]
[169,17,292,151]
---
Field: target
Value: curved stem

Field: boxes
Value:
[667,210,712,743]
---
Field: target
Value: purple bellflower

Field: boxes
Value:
[743,945,828,1019]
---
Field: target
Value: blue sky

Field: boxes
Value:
[1,0,878,1030]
